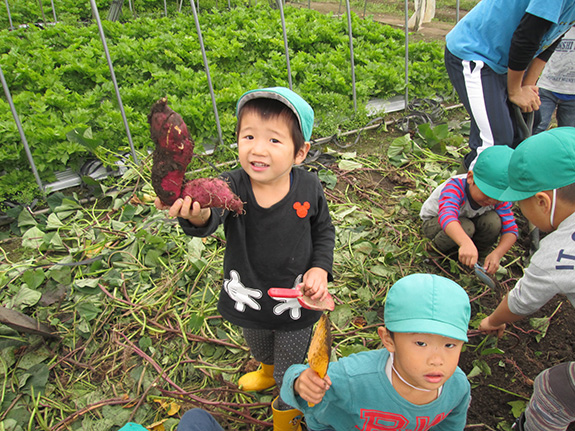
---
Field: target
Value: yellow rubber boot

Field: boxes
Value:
[272,397,303,431]
[238,363,276,391]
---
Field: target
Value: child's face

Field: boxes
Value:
[379,327,464,393]
[237,110,308,187]
[467,174,499,207]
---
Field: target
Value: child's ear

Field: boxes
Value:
[378,326,396,352]
[466,170,474,185]
[534,191,553,214]
[294,142,311,165]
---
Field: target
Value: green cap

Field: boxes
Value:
[472,145,513,200]
[236,87,314,141]
[499,127,575,202]
[384,274,471,342]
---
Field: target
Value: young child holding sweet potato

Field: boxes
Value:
[156,87,335,430]
[281,273,472,431]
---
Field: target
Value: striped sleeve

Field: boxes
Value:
[437,178,466,230]
[494,201,519,236]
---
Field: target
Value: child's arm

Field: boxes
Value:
[294,367,332,405]
[483,232,517,274]
[478,295,524,337]
[444,221,478,268]
[301,267,329,301]
[155,196,211,227]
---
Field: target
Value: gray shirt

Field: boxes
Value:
[508,211,575,315]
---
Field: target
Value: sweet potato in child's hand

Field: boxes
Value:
[149,97,194,206]
[181,178,244,215]
[148,98,243,214]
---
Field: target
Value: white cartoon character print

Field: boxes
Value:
[223,270,262,312]
[272,274,303,320]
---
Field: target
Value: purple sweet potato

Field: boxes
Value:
[148,98,244,214]
[149,98,194,206]
[181,178,244,215]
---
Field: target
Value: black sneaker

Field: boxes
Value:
[512,412,526,431]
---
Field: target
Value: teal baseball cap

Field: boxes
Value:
[236,87,314,141]
[472,145,513,200]
[384,274,471,342]
[498,127,575,202]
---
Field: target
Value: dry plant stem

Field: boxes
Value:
[51,397,134,431]
[116,334,271,427]
[127,374,162,423]
[466,424,497,430]
[151,320,247,350]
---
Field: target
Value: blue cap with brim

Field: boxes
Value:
[236,87,314,141]
[498,127,575,202]
[384,274,471,342]
[472,145,513,201]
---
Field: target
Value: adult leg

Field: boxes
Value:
[555,97,575,128]
[523,362,575,431]
[444,47,515,169]
[472,211,502,253]
[177,409,224,431]
[533,88,560,134]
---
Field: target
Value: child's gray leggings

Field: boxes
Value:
[524,362,575,431]
[243,326,313,410]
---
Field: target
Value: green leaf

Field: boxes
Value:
[139,336,152,351]
[318,169,337,189]
[508,400,526,418]
[21,226,45,249]
[144,249,162,267]
[17,209,37,229]
[73,278,100,294]
[8,286,42,309]
[338,159,363,170]
[19,363,50,395]
[339,344,369,357]
[76,302,102,322]
[21,269,46,290]
[331,304,353,328]
[529,317,550,342]
[66,127,103,153]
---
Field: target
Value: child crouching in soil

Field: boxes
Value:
[420,145,518,274]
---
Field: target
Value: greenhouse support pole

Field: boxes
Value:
[50,0,57,22]
[90,0,140,165]
[404,0,409,107]
[189,0,225,149]
[456,0,460,23]
[4,0,13,30]
[0,65,44,194]
[345,0,357,112]
[277,0,293,90]
[363,0,367,19]
[37,0,46,24]
[164,0,167,16]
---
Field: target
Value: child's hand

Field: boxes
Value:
[301,267,329,301]
[478,316,506,338]
[458,240,478,268]
[483,252,502,275]
[294,368,331,405]
[154,196,210,227]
